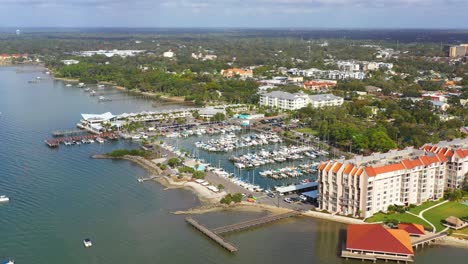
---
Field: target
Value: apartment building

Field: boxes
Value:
[259,91,309,110]
[422,138,468,189]
[318,147,447,218]
[259,91,343,110]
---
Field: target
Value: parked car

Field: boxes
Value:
[283,197,292,203]
[267,192,275,198]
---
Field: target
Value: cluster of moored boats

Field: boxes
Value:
[259,163,319,179]
[207,166,265,192]
[165,125,242,138]
[230,146,326,168]
[195,133,282,152]
[63,137,108,146]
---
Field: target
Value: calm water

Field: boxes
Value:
[0,66,466,263]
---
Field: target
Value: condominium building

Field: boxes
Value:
[422,138,468,189]
[259,91,309,110]
[259,91,343,110]
[318,147,447,218]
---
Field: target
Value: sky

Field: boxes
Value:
[1,0,467,29]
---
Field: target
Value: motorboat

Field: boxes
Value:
[0,195,10,203]
[66,84,72,87]
[83,238,93,248]
[96,137,105,144]
[2,259,14,264]
[90,90,96,96]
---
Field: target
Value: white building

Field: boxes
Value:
[337,61,360,72]
[422,138,468,189]
[61,59,80,65]
[163,50,175,58]
[308,94,344,108]
[77,50,145,57]
[259,91,343,110]
[318,147,448,218]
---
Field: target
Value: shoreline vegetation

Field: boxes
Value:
[92,153,468,249]
[53,75,189,104]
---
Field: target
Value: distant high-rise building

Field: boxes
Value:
[449,44,468,58]
[15,29,21,35]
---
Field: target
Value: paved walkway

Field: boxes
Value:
[405,200,449,233]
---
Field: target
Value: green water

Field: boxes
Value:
[0,66,466,263]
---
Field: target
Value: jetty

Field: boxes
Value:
[186,211,301,253]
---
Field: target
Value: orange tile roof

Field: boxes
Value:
[398,223,425,235]
[401,158,423,169]
[356,168,363,176]
[318,162,327,171]
[365,163,405,177]
[350,167,358,176]
[455,149,468,158]
[343,164,354,174]
[346,224,414,255]
[324,163,333,172]
[332,162,343,173]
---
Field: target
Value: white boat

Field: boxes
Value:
[0,195,10,203]
[84,87,91,92]
[2,259,14,264]
[90,90,96,96]
[131,135,141,141]
[96,137,105,144]
[66,84,72,87]
[83,238,93,248]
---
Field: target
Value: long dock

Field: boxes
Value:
[186,217,238,253]
[212,211,301,234]
[186,211,302,253]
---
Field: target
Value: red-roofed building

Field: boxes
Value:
[398,223,426,236]
[342,224,414,262]
[303,80,337,91]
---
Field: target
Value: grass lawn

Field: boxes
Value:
[423,201,468,232]
[295,128,319,136]
[365,212,431,230]
[408,199,445,215]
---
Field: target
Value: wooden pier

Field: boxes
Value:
[212,211,302,234]
[186,217,238,253]
[186,211,302,253]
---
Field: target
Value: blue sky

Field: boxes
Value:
[1,0,467,28]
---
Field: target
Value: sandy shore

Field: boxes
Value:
[93,154,224,203]
[436,236,468,248]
